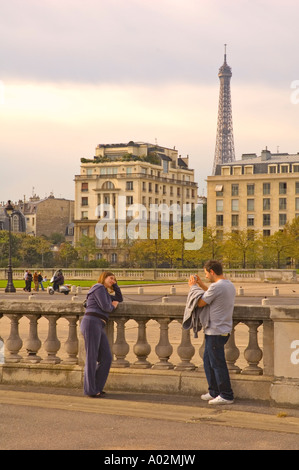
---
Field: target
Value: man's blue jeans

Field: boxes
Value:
[203,334,234,400]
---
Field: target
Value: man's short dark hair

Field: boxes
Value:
[204,260,223,275]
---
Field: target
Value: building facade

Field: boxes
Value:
[74,141,198,264]
[207,149,299,236]
[17,194,74,239]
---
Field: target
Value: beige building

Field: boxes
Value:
[18,194,74,239]
[207,149,299,236]
[74,141,198,264]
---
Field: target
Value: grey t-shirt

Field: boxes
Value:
[202,279,236,335]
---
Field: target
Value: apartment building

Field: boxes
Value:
[74,141,198,263]
[207,148,299,237]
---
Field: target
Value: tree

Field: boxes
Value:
[76,235,96,261]
[263,229,294,269]
[57,242,78,267]
[223,230,261,268]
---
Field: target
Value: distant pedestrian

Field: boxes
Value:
[80,271,123,398]
[23,270,29,291]
[189,260,236,405]
[33,272,39,291]
[38,272,45,291]
[25,271,33,292]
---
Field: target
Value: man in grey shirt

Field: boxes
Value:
[189,260,235,404]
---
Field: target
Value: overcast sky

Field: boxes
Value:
[1,0,299,203]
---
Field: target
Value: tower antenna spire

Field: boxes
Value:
[212,46,235,174]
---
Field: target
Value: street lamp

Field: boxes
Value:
[5,200,16,293]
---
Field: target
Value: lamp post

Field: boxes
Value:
[5,200,16,293]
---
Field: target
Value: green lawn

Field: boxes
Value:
[0,279,183,289]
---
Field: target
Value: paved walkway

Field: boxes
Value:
[1,384,299,450]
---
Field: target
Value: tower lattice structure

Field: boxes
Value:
[212,45,235,175]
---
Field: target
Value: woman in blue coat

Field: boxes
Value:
[80,271,123,398]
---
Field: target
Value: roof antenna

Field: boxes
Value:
[224,43,227,63]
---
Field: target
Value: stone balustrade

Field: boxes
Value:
[1,300,299,407]
[0,300,272,374]
[1,267,297,282]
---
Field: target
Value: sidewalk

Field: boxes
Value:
[1,384,299,450]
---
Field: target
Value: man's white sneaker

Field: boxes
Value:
[201,392,214,401]
[208,395,234,405]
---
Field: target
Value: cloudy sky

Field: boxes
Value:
[1,0,299,204]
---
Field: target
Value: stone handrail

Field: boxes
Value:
[0,300,272,376]
[1,268,297,282]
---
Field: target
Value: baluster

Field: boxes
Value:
[242,320,263,375]
[175,321,196,370]
[62,316,79,364]
[153,318,174,369]
[112,318,130,367]
[198,335,205,369]
[225,321,241,374]
[132,319,151,368]
[5,314,23,363]
[22,314,42,363]
[41,315,61,364]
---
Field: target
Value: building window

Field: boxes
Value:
[279,198,287,210]
[296,182,299,194]
[148,183,152,192]
[162,160,169,173]
[81,197,88,206]
[81,211,88,220]
[281,165,289,173]
[269,165,277,174]
[263,230,271,237]
[231,199,239,211]
[231,214,239,226]
[126,181,133,191]
[247,214,255,226]
[126,167,132,175]
[263,214,271,226]
[81,183,88,192]
[216,200,223,212]
[296,198,299,211]
[263,198,271,211]
[215,184,223,196]
[102,181,115,189]
[279,182,287,194]
[247,199,255,211]
[216,215,223,226]
[263,183,271,195]
[233,166,242,175]
[126,196,133,205]
[293,165,299,172]
[247,184,255,196]
[231,184,239,196]
[111,253,118,263]
[279,214,287,226]
[142,182,146,191]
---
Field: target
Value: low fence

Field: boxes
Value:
[0,268,297,283]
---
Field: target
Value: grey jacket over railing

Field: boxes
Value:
[182,284,210,338]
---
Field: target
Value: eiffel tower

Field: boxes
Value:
[212,45,235,175]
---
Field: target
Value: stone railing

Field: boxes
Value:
[1,300,299,406]
[0,268,297,282]
[0,300,272,374]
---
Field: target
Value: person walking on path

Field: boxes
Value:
[80,271,123,398]
[38,272,45,291]
[25,271,32,292]
[189,260,235,405]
